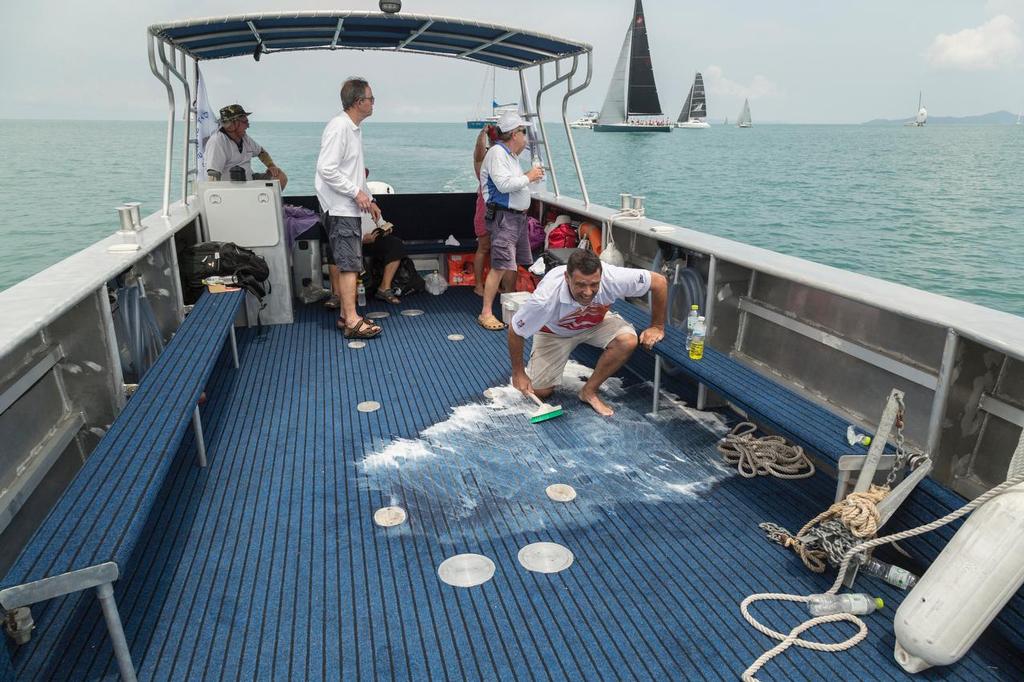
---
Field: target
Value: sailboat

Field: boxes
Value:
[1016,110,1022,126]
[594,0,672,132]
[466,67,518,128]
[736,98,752,128]
[905,91,927,127]
[676,72,710,129]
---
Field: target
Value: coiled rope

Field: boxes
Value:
[717,422,815,479]
[740,470,1024,681]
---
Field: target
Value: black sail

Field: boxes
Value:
[690,72,707,118]
[626,0,663,116]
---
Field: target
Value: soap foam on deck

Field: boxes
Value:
[359,361,733,541]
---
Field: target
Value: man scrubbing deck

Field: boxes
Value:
[508,250,668,417]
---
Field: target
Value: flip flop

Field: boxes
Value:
[477,314,506,331]
[344,318,383,339]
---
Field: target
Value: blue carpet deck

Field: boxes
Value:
[8,288,1021,681]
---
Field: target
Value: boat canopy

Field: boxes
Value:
[148,11,591,70]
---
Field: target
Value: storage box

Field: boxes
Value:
[412,255,445,277]
[447,253,486,286]
[500,291,532,324]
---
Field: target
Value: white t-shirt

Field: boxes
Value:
[315,111,372,218]
[511,264,652,337]
[203,130,264,180]
[479,142,531,211]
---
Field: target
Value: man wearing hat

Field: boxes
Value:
[477,110,544,331]
[203,104,288,189]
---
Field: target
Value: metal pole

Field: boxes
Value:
[147,34,175,218]
[853,389,904,493]
[653,355,662,415]
[697,255,718,410]
[229,326,240,369]
[95,582,137,682]
[735,270,758,354]
[561,52,592,205]
[192,406,207,467]
[925,329,959,455]
[176,50,192,206]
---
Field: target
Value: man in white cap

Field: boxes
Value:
[476,111,544,330]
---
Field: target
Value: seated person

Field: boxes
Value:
[203,103,288,189]
[360,213,407,304]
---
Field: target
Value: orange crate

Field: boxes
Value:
[447,253,488,286]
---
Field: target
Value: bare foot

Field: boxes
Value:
[473,286,485,296]
[579,389,614,417]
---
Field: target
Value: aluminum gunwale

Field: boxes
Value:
[0,202,200,359]
[540,192,1024,364]
[147,11,592,69]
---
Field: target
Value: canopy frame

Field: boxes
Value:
[146,11,594,216]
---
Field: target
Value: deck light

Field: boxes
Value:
[379,0,402,13]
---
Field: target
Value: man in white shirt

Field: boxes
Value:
[509,250,667,416]
[477,111,544,331]
[204,104,288,188]
[315,78,383,339]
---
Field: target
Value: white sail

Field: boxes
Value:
[597,22,632,125]
[737,98,752,127]
[915,92,927,125]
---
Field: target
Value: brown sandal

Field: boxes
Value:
[343,318,383,339]
[323,295,340,309]
[477,314,506,331]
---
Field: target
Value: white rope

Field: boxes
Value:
[741,470,1024,681]
[718,422,815,479]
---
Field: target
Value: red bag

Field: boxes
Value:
[515,265,538,292]
[547,223,578,249]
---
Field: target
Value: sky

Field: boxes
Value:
[1,0,1023,124]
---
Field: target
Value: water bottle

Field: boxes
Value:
[807,593,883,617]
[860,557,918,590]
[425,270,447,296]
[685,304,699,350]
[357,278,366,307]
[689,316,706,361]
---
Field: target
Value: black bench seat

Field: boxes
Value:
[0,289,243,679]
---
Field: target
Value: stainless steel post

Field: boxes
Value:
[653,355,662,415]
[147,34,175,218]
[192,406,207,467]
[697,255,718,410]
[229,326,240,369]
[925,329,958,455]
[95,582,137,682]
[561,52,592,205]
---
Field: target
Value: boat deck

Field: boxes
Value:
[9,289,1022,680]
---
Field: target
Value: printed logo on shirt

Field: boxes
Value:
[638,273,646,284]
[556,304,610,331]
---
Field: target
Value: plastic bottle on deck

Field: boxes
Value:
[685,304,699,350]
[689,316,706,360]
[357,278,366,307]
[860,557,918,590]
[807,593,883,616]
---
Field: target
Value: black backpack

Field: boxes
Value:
[180,241,270,303]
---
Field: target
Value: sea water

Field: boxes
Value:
[0,120,1021,317]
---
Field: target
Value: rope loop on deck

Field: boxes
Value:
[739,593,868,682]
[716,422,815,479]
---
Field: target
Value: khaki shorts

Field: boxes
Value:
[526,313,636,390]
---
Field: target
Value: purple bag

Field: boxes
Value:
[527,217,545,251]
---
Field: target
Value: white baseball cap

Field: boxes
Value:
[497,111,533,133]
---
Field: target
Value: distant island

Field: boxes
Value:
[863,110,1018,125]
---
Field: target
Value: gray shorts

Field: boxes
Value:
[325,215,363,272]
[526,313,636,390]
[486,209,533,271]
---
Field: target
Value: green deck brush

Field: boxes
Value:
[528,393,564,424]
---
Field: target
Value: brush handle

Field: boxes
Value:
[528,393,545,407]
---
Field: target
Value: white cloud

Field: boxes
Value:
[926,15,1021,70]
[703,65,778,100]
